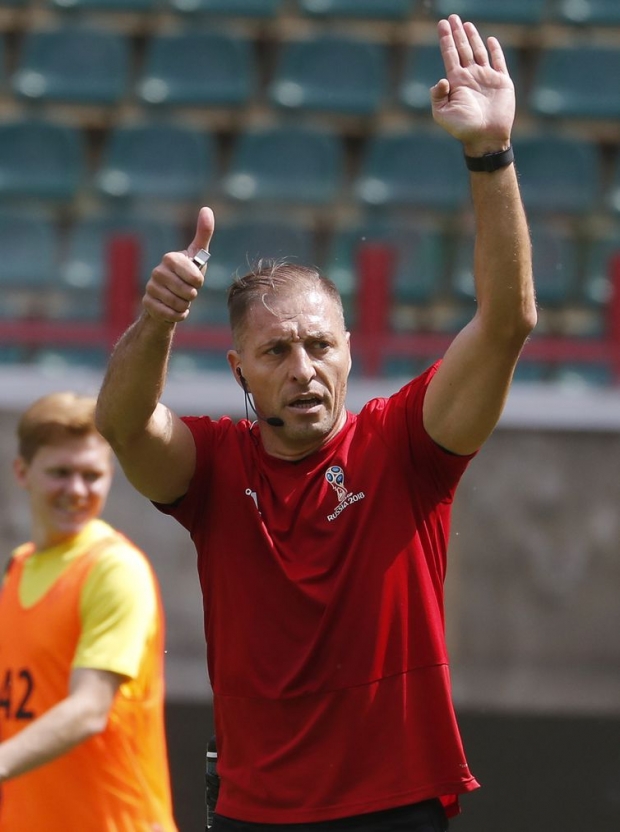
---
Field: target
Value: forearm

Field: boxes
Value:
[96,311,175,450]
[470,163,537,341]
[0,697,106,782]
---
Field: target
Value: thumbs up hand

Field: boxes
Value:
[143,206,215,325]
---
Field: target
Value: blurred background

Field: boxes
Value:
[0,0,620,828]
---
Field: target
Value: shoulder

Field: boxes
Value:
[85,523,157,598]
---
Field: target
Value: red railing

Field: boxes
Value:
[1,237,620,382]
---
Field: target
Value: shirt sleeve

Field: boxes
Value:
[366,361,477,503]
[74,545,157,680]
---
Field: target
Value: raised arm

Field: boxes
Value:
[423,15,537,455]
[95,207,215,504]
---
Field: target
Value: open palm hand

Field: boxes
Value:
[431,15,515,155]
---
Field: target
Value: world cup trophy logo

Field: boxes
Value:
[325,465,347,504]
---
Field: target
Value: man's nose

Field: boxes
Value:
[289,347,315,383]
[65,474,89,496]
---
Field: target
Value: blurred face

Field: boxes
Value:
[228,287,352,460]
[14,434,114,550]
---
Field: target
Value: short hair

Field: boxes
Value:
[227,259,345,348]
[17,392,106,463]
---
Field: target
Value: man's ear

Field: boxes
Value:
[13,456,28,489]
[227,350,245,389]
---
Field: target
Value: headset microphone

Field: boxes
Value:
[237,369,285,427]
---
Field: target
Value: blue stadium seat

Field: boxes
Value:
[355,130,469,211]
[553,363,612,386]
[206,217,315,289]
[514,135,600,214]
[137,30,254,108]
[169,0,282,16]
[0,119,85,202]
[398,43,520,114]
[11,27,130,105]
[580,232,620,309]
[188,216,316,326]
[269,35,388,117]
[0,212,62,322]
[61,215,183,312]
[553,0,620,25]
[50,0,156,11]
[0,213,58,288]
[326,219,447,307]
[299,0,414,20]
[433,0,546,23]
[451,220,580,307]
[96,122,215,202]
[222,125,344,205]
[32,347,109,369]
[529,46,620,120]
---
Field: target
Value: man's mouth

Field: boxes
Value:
[288,396,322,411]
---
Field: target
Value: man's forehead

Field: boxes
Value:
[247,289,339,330]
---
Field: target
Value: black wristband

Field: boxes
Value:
[464,145,514,173]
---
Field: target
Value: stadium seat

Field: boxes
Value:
[96,122,215,202]
[188,217,316,326]
[61,215,183,311]
[222,125,344,204]
[39,347,109,367]
[206,217,315,289]
[553,0,620,25]
[553,363,612,386]
[0,119,85,201]
[580,232,620,308]
[0,213,58,289]
[169,0,282,16]
[529,46,620,120]
[50,0,156,11]
[398,43,520,114]
[11,27,130,105]
[137,30,254,108]
[355,130,469,211]
[298,0,414,20]
[451,220,580,307]
[0,212,65,322]
[514,135,600,214]
[326,219,446,306]
[433,0,546,24]
[269,35,388,117]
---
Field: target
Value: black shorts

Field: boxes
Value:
[213,799,449,832]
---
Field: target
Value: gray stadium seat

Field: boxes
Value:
[433,0,546,23]
[514,135,600,215]
[222,125,344,205]
[12,27,130,105]
[0,119,85,202]
[298,0,414,20]
[529,46,620,120]
[96,122,215,202]
[269,35,388,117]
[137,30,254,108]
[355,130,469,211]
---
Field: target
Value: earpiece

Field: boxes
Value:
[236,368,247,390]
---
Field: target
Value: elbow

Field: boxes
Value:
[519,302,538,339]
[94,400,114,446]
[80,706,111,740]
